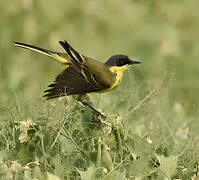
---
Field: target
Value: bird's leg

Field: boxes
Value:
[80,100,106,119]
[78,95,106,119]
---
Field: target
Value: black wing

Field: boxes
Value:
[44,41,112,100]
[44,63,110,99]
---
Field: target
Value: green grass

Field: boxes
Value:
[1,76,199,179]
[1,0,199,179]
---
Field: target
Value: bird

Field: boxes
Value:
[14,41,141,119]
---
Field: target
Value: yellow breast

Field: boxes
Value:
[97,65,128,93]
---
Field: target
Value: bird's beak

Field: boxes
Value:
[128,60,141,65]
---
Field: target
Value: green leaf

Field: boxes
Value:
[127,134,152,159]
[78,165,96,180]
[156,155,178,178]
[113,170,128,180]
[129,153,155,178]
[47,172,61,180]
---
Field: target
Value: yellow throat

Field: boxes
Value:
[97,65,129,93]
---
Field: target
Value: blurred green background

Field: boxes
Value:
[1,0,199,179]
[1,0,199,113]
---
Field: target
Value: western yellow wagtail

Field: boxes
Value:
[14,41,141,119]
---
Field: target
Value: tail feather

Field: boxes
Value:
[14,42,55,58]
[14,42,69,65]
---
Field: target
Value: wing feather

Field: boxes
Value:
[44,41,115,100]
[44,64,110,99]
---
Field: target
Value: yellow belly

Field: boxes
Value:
[96,65,128,93]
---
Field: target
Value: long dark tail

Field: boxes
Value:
[14,42,68,64]
[14,42,56,57]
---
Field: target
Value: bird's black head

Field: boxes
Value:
[105,54,141,67]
